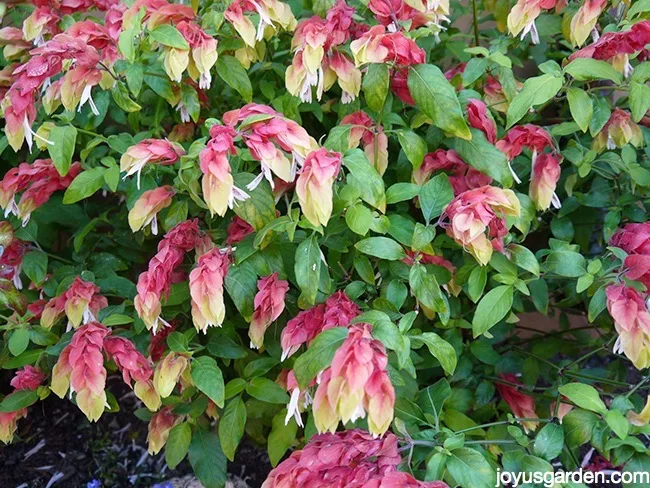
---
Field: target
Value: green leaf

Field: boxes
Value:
[246,377,290,404]
[103,165,119,192]
[3,349,43,368]
[451,128,513,186]
[506,73,564,128]
[49,126,77,176]
[520,455,554,481]
[397,130,427,170]
[466,266,487,303]
[188,429,228,488]
[622,454,650,488]
[191,356,225,408]
[118,27,137,63]
[343,149,386,212]
[567,87,593,133]
[558,383,607,414]
[462,57,488,86]
[362,63,390,112]
[386,183,420,204]
[324,125,351,153]
[216,55,253,103]
[545,250,586,277]
[416,378,451,424]
[412,223,435,252]
[447,448,496,488]
[125,64,144,96]
[345,203,372,236]
[165,422,192,469]
[224,260,257,318]
[180,84,200,122]
[533,423,564,461]
[8,328,30,356]
[412,332,457,375]
[63,167,106,204]
[588,285,607,322]
[564,58,624,84]
[605,409,629,439]
[102,314,134,326]
[150,24,189,49]
[355,237,405,260]
[295,235,321,308]
[268,410,298,467]
[232,173,277,231]
[219,396,247,461]
[563,408,598,447]
[419,173,453,224]
[508,244,540,276]
[293,327,348,389]
[409,263,448,319]
[111,82,141,112]
[629,80,650,122]
[0,390,38,412]
[408,64,471,139]
[472,285,513,338]
[22,251,48,284]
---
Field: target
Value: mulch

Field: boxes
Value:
[0,377,272,488]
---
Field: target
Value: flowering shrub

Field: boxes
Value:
[2,0,650,486]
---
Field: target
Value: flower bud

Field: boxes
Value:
[592,109,643,152]
[296,148,342,227]
[495,374,539,432]
[249,272,289,349]
[120,139,185,189]
[189,248,230,333]
[153,351,189,398]
[606,285,650,370]
[569,0,607,47]
[530,153,562,211]
[128,185,175,234]
[147,407,180,454]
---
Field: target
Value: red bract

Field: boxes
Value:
[495,374,539,432]
[606,285,650,370]
[341,111,389,175]
[442,186,520,266]
[610,223,650,255]
[249,272,289,349]
[263,429,445,487]
[0,159,81,224]
[226,215,255,244]
[313,323,395,436]
[413,149,492,195]
[41,276,108,329]
[280,290,359,360]
[120,139,185,189]
[467,99,497,143]
[10,365,45,391]
[104,336,153,385]
[135,219,205,332]
[51,322,111,422]
[189,247,231,333]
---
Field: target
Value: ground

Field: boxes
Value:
[0,377,272,488]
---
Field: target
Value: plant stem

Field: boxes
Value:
[454,418,553,434]
[471,0,480,46]
[563,371,630,388]
[466,440,518,446]
[559,336,615,372]
[627,377,650,398]
[511,347,562,370]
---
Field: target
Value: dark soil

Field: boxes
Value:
[0,376,272,488]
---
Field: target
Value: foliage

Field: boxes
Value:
[1,0,650,486]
